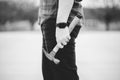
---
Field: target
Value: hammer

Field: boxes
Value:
[43,16,80,64]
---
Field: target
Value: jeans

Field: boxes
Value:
[41,17,80,80]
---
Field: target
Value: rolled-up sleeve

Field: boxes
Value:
[68,0,84,38]
[67,1,84,26]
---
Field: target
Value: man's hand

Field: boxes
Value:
[55,0,74,49]
[56,27,71,48]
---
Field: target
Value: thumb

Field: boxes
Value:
[57,42,64,49]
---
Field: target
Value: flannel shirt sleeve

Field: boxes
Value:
[67,1,84,26]
[68,0,84,38]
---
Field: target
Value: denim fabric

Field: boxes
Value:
[41,18,79,80]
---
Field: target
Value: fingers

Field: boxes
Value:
[60,41,66,46]
[61,35,71,45]
[67,35,71,40]
[57,43,64,48]
[57,35,71,49]
[56,26,71,48]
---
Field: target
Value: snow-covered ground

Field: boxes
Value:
[0,31,120,80]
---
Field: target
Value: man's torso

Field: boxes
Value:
[39,0,83,24]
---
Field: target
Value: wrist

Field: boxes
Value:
[56,23,68,28]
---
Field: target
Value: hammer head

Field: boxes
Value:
[43,48,60,64]
[53,58,60,64]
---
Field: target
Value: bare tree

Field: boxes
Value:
[104,0,120,30]
[0,1,38,30]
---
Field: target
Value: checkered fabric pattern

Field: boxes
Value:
[38,0,84,25]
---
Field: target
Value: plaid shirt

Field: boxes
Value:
[38,0,84,25]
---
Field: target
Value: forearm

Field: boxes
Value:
[56,0,74,24]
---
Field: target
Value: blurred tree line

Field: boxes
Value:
[0,1,120,31]
[84,0,120,31]
[0,1,38,25]
[84,7,120,30]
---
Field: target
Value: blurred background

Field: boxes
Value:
[0,0,120,80]
[0,0,120,31]
[0,0,39,31]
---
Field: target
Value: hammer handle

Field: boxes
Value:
[53,16,80,53]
